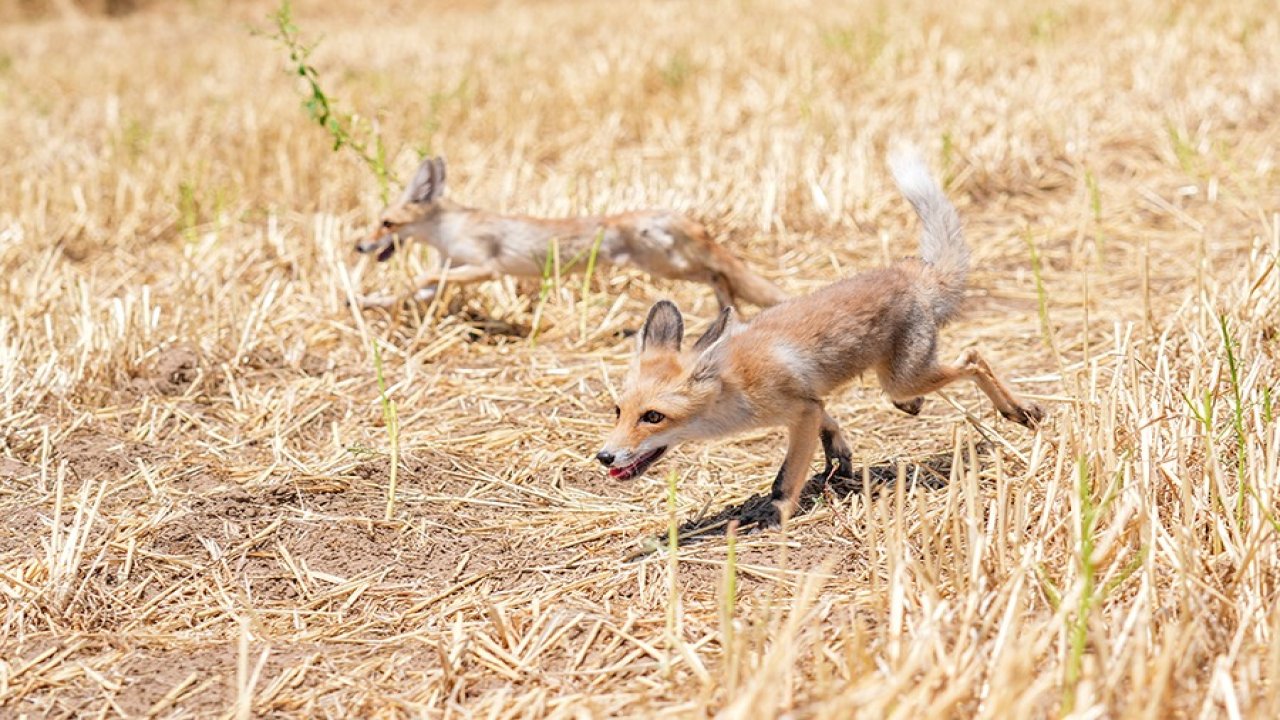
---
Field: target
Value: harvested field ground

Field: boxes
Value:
[2,0,1279,717]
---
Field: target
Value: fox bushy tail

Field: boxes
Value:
[699,230,791,308]
[889,147,969,322]
[719,253,790,307]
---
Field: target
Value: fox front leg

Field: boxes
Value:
[356,263,498,310]
[752,402,823,528]
[817,410,854,481]
[408,263,497,301]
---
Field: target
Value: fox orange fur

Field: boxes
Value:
[354,156,788,311]
[597,148,1045,524]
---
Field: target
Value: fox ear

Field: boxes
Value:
[692,307,736,353]
[689,330,731,385]
[403,156,447,204]
[432,156,447,187]
[640,300,684,353]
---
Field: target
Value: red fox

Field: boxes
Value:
[596,147,1045,524]
[354,156,788,311]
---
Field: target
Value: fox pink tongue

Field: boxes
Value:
[606,448,665,480]
[608,458,641,479]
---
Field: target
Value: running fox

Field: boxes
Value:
[596,147,1045,524]
[354,156,788,310]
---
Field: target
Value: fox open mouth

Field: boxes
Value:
[355,234,400,262]
[608,447,667,480]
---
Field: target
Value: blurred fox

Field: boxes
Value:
[354,156,788,311]
[596,147,1044,524]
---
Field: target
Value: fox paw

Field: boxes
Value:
[893,397,924,415]
[738,501,784,531]
[350,293,397,310]
[1001,401,1045,429]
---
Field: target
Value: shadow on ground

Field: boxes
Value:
[627,448,966,559]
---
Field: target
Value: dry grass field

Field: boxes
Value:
[2,0,1279,716]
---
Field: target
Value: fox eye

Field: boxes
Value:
[381,220,394,229]
[640,410,665,424]
[613,405,621,419]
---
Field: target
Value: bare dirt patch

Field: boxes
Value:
[134,453,538,612]
[55,429,168,486]
[0,455,36,481]
[133,343,203,396]
[0,504,46,557]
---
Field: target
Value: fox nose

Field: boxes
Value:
[595,451,615,467]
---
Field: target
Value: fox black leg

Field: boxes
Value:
[769,462,788,504]
[892,397,925,415]
[818,427,854,480]
[815,410,854,482]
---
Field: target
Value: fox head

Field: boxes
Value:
[597,300,741,480]
[354,156,451,262]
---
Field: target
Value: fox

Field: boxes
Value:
[596,147,1045,525]
[353,156,789,311]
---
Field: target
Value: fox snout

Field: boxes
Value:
[595,444,668,480]
[354,232,400,262]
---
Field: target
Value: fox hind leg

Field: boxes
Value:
[880,347,1044,429]
[877,320,937,417]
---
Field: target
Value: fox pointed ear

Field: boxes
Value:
[639,300,684,353]
[402,156,447,204]
[689,329,732,385]
[692,307,736,353]
[432,156,447,187]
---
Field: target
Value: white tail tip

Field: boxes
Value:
[888,143,939,196]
